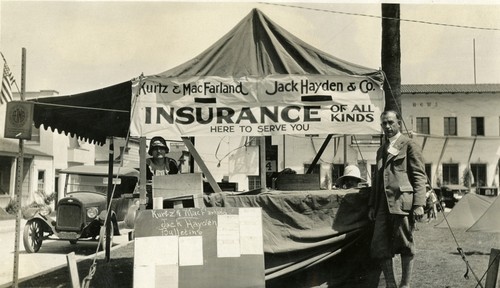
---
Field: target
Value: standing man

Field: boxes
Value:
[368,110,427,288]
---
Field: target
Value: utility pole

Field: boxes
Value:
[12,48,27,288]
[381,4,401,114]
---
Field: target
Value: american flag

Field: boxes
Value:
[1,62,15,104]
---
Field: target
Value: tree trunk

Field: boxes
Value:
[381,4,401,114]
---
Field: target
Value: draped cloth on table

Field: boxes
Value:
[204,188,380,288]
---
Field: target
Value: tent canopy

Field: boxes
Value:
[30,8,384,142]
[132,9,384,138]
[157,9,383,79]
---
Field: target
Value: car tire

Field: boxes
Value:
[23,219,44,253]
[69,240,78,244]
[98,223,114,251]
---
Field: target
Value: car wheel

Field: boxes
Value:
[23,219,44,253]
[98,223,114,251]
[69,240,78,244]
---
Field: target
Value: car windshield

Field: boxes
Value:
[66,174,138,197]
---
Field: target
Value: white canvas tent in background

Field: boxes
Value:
[467,194,500,233]
[435,193,495,229]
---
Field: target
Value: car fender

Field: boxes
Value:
[27,214,56,235]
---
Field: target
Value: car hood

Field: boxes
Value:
[62,192,106,207]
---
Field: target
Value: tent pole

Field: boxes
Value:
[343,135,348,166]
[139,137,147,210]
[182,137,221,193]
[260,136,266,191]
[306,134,333,174]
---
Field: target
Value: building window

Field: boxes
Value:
[416,117,430,134]
[332,164,345,184]
[248,176,261,191]
[444,117,457,136]
[470,164,487,187]
[37,170,45,193]
[304,164,320,174]
[442,164,459,185]
[471,117,485,136]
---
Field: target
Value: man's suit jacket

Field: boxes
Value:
[369,134,427,215]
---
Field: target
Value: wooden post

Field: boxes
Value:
[12,47,27,288]
[66,252,81,288]
[105,138,114,262]
[182,137,221,193]
[139,137,147,210]
[486,248,500,288]
[306,134,333,174]
[343,135,348,166]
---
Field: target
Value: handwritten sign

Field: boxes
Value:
[134,207,265,288]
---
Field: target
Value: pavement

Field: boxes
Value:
[0,218,18,233]
[0,218,133,288]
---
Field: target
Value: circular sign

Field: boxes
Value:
[9,104,28,127]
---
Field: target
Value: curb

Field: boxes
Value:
[0,232,134,288]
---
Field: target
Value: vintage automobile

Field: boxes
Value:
[434,185,469,209]
[23,165,140,253]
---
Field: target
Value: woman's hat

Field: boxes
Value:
[335,165,366,187]
[148,136,169,155]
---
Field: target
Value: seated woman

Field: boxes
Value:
[146,136,179,180]
[145,136,179,208]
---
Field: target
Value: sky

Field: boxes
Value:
[1,1,500,96]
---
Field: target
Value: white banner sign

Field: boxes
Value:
[130,75,384,138]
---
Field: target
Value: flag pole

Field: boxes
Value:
[12,48,26,288]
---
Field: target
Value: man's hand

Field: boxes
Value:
[413,206,424,221]
[368,207,375,221]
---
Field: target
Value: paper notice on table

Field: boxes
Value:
[133,265,156,288]
[156,264,179,288]
[179,236,204,266]
[134,236,179,266]
[239,208,264,255]
[217,214,241,257]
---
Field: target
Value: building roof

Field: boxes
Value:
[401,84,500,94]
[0,139,52,157]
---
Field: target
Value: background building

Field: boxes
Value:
[0,90,95,209]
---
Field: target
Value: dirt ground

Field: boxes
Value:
[15,210,500,288]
